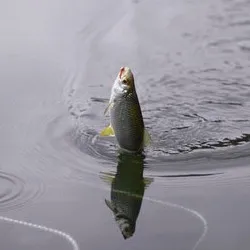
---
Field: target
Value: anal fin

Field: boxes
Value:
[143,129,151,147]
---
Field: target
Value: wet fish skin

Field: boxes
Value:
[110,89,144,152]
[101,67,147,152]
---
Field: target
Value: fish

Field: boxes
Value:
[100,152,153,239]
[100,67,150,153]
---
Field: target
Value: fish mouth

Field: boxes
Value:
[121,227,134,239]
[119,67,126,79]
[118,67,134,89]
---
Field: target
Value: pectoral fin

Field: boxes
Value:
[143,177,154,188]
[104,102,114,116]
[105,199,115,212]
[143,129,151,147]
[100,125,115,136]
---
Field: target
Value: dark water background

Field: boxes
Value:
[1,0,250,249]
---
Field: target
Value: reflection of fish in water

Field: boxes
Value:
[101,153,153,239]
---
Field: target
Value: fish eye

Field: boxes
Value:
[122,79,128,85]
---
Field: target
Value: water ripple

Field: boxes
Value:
[0,171,44,212]
[44,113,250,176]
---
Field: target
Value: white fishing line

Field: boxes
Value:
[73,179,208,250]
[142,196,207,250]
[0,215,79,250]
[0,179,207,250]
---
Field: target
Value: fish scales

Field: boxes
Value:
[100,67,150,152]
[110,91,144,152]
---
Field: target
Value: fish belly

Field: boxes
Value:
[110,94,144,152]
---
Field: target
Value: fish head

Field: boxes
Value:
[111,67,135,99]
[118,66,134,89]
[116,215,135,239]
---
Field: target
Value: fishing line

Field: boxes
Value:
[142,196,207,250]
[0,216,79,250]
[70,179,207,250]
[0,178,207,250]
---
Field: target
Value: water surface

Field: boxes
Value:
[1,0,250,249]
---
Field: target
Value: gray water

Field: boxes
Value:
[1,0,250,249]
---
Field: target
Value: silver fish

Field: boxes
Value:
[100,67,150,153]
